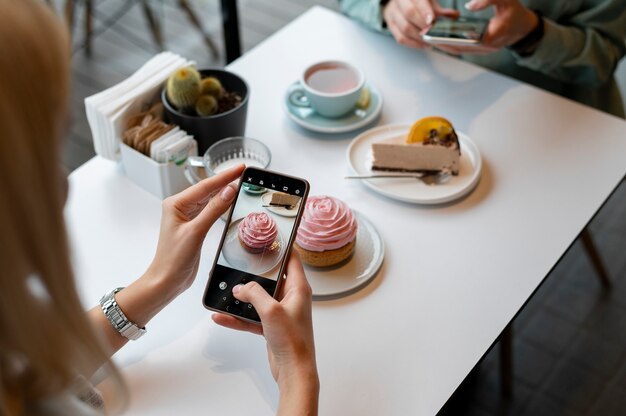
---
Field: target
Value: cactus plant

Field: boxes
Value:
[195,95,218,116]
[200,76,224,98]
[166,67,201,110]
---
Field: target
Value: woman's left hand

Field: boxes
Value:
[92,164,244,351]
[436,0,539,55]
[144,164,245,300]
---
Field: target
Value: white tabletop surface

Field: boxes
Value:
[66,7,626,415]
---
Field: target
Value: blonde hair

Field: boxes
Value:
[0,0,124,413]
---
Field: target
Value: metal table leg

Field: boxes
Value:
[220,0,241,64]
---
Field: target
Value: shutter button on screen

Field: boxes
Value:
[219,282,227,290]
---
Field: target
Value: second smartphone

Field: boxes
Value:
[422,17,489,46]
[203,167,309,323]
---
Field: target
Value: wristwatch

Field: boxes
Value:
[99,287,146,341]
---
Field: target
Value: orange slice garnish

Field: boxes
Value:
[407,117,454,144]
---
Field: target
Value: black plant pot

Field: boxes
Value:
[162,68,249,155]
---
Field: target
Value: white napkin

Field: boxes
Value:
[149,127,197,164]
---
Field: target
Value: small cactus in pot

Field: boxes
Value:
[195,95,218,116]
[200,76,225,98]
[166,66,201,110]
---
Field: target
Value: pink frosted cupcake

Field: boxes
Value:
[295,196,358,267]
[238,212,278,254]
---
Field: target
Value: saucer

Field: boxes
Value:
[284,81,383,134]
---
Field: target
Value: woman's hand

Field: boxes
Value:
[435,0,539,55]
[144,164,245,300]
[382,0,539,56]
[383,0,460,49]
[212,253,319,415]
[91,164,244,353]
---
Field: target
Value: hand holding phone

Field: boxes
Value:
[212,253,319,412]
[382,0,461,49]
[203,167,309,323]
[142,164,244,303]
[212,253,316,361]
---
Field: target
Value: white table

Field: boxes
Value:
[66,7,626,415]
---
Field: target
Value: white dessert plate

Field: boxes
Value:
[261,193,301,217]
[346,124,482,204]
[222,218,285,276]
[283,81,383,134]
[307,211,384,300]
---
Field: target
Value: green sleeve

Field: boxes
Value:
[515,3,626,87]
[339,0,387,32]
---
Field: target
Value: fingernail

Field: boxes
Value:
[219,185,236,201]
[426,13,434,24]
[465,1,476,10]
[232,284,242,295]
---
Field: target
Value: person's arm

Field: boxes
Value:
[513,3,626,87]
[450,0,626,87]
[339,0,388,32]
[88,164,244,354]
[213,254,320,416]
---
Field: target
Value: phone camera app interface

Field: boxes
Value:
[205,174,304,321]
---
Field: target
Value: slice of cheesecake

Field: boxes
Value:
[371,117,461,175]
[270,192,300,207]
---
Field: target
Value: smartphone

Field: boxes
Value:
[421,17,489,46]
[203,167,310,323]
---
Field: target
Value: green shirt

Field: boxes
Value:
[339,0,626,117]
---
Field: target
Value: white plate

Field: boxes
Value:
[307,211,384,300]
[346,124,482,204]
[283,81,383,134]
[222,218,285,275]
[261,193,300,217]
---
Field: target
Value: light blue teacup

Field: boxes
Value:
[289,60,364,118]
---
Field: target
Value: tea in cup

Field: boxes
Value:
[289,60,364,118]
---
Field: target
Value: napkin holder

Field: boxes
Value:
[120,142,193,199]
[84,52,198,199]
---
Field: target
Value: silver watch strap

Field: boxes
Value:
[99,287,146,341]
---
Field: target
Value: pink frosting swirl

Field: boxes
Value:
[238,212,277,250]
[296,196,357,252]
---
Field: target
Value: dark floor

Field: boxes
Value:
[51,1,626,415]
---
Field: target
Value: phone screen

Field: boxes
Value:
[203,167,309,322]
[424,17,488,43]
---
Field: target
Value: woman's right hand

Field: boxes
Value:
[383,0,459,49]
[212,253,319,415]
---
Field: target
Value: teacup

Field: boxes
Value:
[289,60,364,118]
[184,136,271,185]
